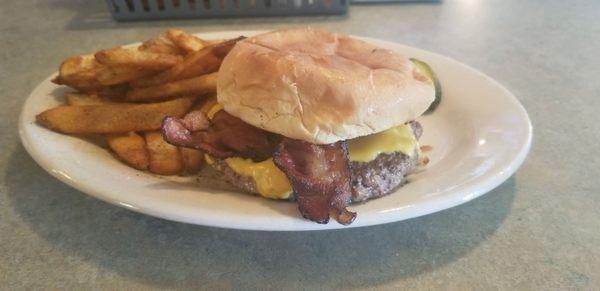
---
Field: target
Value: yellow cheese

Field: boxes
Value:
[204,102,418,199]
[347,124,418,162]
[225,157,292,199]
[204,103,291,199]
[207,103,224,119]
[204,154,215,165]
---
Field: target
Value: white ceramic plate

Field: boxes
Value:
[19,31,532,231]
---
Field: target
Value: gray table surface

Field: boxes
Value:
[2,0,599,289]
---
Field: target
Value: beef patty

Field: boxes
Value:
[351,121,422,202]
[208,121,422,203]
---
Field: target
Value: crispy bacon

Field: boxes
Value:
[181,110,210,131]
[273,139,356,225]
[162,110,278,161]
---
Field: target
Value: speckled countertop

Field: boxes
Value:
[1,1,599,289]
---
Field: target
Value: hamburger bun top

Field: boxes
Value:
[217,27,434,144]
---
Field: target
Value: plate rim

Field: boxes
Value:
[18,30,532,231]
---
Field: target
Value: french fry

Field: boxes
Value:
[180,147,204,174]
[36,96,195,134]
[97,65,158,86]
[65,92,115,105]
[54,55,103,91]
[130,37,242,88]
[95,47,183,70]
[166,29,207,53]
[96,84,130,100]
[58,55,98,79]
[40,30,252,175]
[203,39,227,46]
[126,73,217,102]
[139,36,183,55]
[65,93,151,170]
[106,132,150,170]
[145,131,183,175]
[65,92,147,169]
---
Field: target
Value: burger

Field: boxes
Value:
[162,28,437,225]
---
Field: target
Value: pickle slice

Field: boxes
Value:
[410,58,441,113]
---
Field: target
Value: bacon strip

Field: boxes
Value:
[162,110,278,161]
[181,110,210,131]
[273,139,356,225]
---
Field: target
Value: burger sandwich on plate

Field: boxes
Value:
[162,27,439,225]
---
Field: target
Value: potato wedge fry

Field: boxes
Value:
[65,93,150,170]
[131,37,242,88]
[166,29,206,53]
[180,147,204,174]
[106,132,150,170]
[126,73,217,102]
[139,36,183,55]
[58,55,99,79]
[203,39,227,46]
[140,42,178,55]
[65,92,115,105]
[95,47,183,70]
[97,65,159,86]
[96,84,130,100]
[145,131,182,175]
[36,96,195,134]
[55,55,104,91]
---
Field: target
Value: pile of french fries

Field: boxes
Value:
[37,29,237,175]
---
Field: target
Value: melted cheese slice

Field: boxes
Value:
[225,158,292,199]
[347,124,418,162]
[207,103,224,119]
[205,103,418,199]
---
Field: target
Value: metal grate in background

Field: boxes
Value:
[106,0,348,20]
